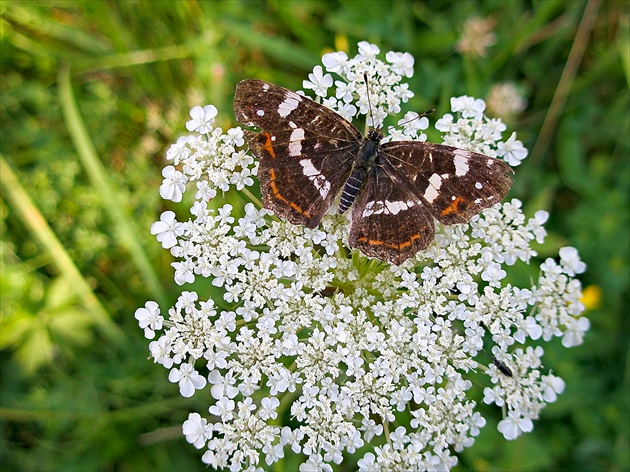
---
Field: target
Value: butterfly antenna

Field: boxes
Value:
[396,108,435,127]
[363,72,376,129]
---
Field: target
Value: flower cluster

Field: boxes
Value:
[304,41,419,138]
[456,16,497,58]
[135,42,588,471]
[435,96,527,166]
[485,82,527,122]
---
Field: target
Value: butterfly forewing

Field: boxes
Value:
[381,142,514,225]
[234,79,361,228]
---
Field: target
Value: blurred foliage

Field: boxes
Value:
[0,0,628,471]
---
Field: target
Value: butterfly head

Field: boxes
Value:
[366,128,383,143]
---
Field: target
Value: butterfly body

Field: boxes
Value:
[339,129,382,214]
[233,79,514,265]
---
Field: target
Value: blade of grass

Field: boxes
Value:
[57,63,168,308]
[619,12,630,88]
[530,0,602,162]
[224,19,319,70]
[0,157,122,340]
[2,4,110,54]
[75,43,194,73]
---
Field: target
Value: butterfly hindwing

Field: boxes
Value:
[253,149,351,228]
[381,142,514,225]
[234,79,361,228]
[349,160,435,265]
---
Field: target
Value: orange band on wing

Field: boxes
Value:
[397,233,422,249]
[441,196,466,216]
[268,169,311,218]
[358,233,422,250]
[262,132,276,159]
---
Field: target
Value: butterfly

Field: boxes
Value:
[233,79,514,265]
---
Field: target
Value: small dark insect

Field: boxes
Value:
[492,356,514,377]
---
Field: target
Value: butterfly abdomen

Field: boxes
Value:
[338,171,364,214]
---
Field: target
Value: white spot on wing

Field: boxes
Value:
[300,159,330,198]
[362,201,383,217]
[424,173,443,203]
[362,200,415,217]
[278,93,301,118]
[429,173,443,188]
[386,200,412,214]
[475,182,483,189]
[454,149,470,177]
[289,128,305,156]
[257,109,265,116]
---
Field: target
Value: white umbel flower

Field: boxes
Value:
[137,41,588,471]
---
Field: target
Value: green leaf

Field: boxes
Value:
[14,318,55,373]
[556,116,592,195]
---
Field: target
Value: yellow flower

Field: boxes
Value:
[580,285,602,310]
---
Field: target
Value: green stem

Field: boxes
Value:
[0,157,122,340]
[530,0,601,162]
[240,186,263,209]
[57,63,168,308]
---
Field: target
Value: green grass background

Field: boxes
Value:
[1,1,628,470]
